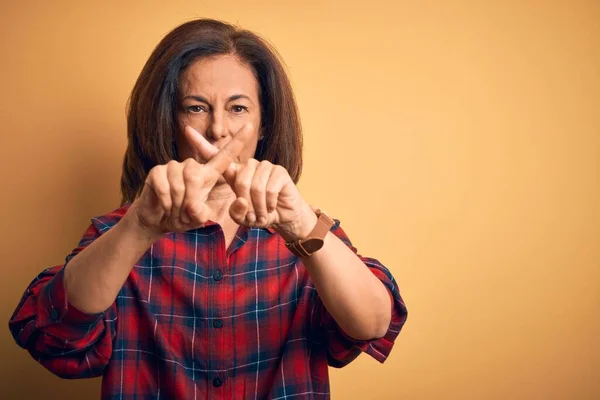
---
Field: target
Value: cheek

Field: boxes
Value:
[243,144,258,160]
[239,136,260,162]
[233,115,261,160]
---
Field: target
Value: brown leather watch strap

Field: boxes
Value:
[309,210,334,240]
[285,210,334,257]
[286,240,310,258]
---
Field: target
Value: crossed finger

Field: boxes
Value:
[185,123,255,183]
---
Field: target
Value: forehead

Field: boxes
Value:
[179,54,258,97]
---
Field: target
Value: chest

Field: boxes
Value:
[121,228,312,325]
[114,230,319,389]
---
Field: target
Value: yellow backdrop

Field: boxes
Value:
[1,1,598,399]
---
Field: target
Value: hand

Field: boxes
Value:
[185,125,317,241]
[127,124,253,237]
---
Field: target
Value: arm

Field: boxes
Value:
[279,207,394,341]
[280,209,407,368]
[9,209,156,378]
[8,223,120,378]
[64,210,159,314]
[286,209,408,367]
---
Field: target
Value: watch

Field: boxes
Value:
[285,210,334,257]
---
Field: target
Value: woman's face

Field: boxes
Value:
[176,54,262,165]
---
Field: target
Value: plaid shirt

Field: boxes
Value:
[9,204,407,399]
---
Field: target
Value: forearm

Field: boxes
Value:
[64,210,160,314]
[280,207,392,340]
[303,231,392,340]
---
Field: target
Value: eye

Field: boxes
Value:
[231,105,248,114]
[186,105,207,113]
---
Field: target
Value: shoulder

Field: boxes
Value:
[90,203,132,233]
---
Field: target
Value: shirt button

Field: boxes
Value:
[213,319,223,329]
[212,376,223,387]
[213,270,223,281]
[50,308,60,321]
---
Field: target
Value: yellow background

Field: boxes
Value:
[1,1,598,399]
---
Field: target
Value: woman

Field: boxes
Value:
[9,19,407,399]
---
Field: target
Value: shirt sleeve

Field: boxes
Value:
[313,220,408,368]
[8,223,118,379]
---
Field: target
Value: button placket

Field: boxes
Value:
[209,227,231,394]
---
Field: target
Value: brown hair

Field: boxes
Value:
[120,19,303,204]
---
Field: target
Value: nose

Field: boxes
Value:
[206,110,227,140]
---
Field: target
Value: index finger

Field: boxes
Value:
[205,123,255,177]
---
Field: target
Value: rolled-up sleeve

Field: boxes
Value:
[314,221,408,368]
[8,223,117,379]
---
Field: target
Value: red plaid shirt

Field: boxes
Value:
[9,204,407,399]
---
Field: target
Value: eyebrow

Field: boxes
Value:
[182,94,253,103]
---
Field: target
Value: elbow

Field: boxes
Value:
[373,310,391,339]
[370,284,393,339]
[345,316,390,341]
[29,343,110,380]
[367,305,392,340]
[347,302,392,341]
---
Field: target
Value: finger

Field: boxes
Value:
[166,161,186,225]
[205,123,254,179]
[181,159,207,225]
[184,125,237,185]
[233,160,258,224]
[250,161,273,225]
[266,165,292,213]
[144,165,171,218]
[184,125,218,163]
[229,197,249,225]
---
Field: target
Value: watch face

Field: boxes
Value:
[303,238,324,254]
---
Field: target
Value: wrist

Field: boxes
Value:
[274,203,318,242]
[122,204,164,244]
